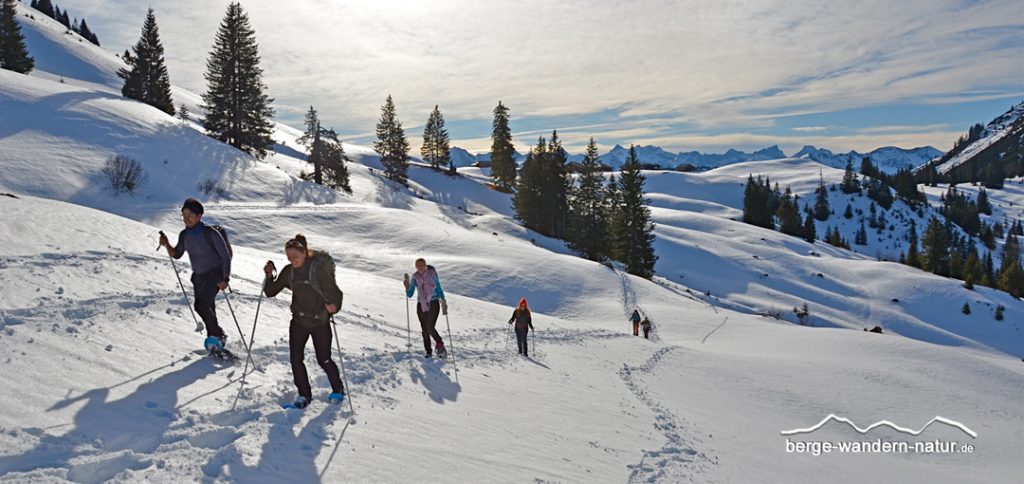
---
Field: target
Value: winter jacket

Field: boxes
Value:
[406,265,445,312]
[630,310,641,323]
[173,222,231,281]
[264,255,343,328]
[508,308,534,331]
[641,318,651,330]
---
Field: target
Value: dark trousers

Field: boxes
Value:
[416,300,444,355]
[289,321,344,400]
[643,327,650,339]
[191,270,225,338]
[515,327,529,355]
[632,321,639,336]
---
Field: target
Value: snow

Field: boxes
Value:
[0,5,1022,482]
[933,103,1024,175]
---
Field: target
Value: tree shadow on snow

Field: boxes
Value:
[409,359,461,404]
[0,358,218,483]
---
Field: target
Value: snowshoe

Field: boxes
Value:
[327,392,345,404]
[282,396,309,409]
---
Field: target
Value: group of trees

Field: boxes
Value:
[910,217,1024,297]
[29,0,99,45]
[742,175,817,244]
[560,142,656,278]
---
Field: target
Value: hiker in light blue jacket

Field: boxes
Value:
[404,258,447,358]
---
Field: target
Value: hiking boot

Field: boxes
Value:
[436,342,447,358]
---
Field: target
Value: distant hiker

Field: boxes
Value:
[263,234,346,409]
[158,198,230,352]
[507,298,535,356]
[630,309,642,336]
[404,258,447,358]
[641,317,652,339]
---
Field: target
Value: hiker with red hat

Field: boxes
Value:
[507,298,535,356]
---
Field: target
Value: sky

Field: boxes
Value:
[68,0,1024,156]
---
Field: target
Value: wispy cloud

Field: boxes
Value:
[77,0,1023,153]
[792,126,830,133]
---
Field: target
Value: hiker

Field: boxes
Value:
[641,317,652,339]
[158,198,230,352]
[404,258,447,358]
[630,308,642,336]
[263,234,346,408]
[507,298,534,356]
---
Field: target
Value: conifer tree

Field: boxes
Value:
[118,9,175,115]
[611,145,657,278]
[814,173,830,221]
[35,0,54,18]
[514,137,546,231]
[490,101,517,192]
[420,105,451,172]
[802,211,816,243]
[567,137,608,261]
[201,3,275,158]
[921,217,950,276]
[776,187,802,237]
[373,94,410,185]
[906,219,920,268]
[0,0,34,73]
[77,18,99,45]
[840,159,860,194]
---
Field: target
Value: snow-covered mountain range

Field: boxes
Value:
[450,143,943,173]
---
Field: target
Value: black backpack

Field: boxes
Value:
[203,224,233,260]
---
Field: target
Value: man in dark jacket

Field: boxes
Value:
[508,298,534,356]
[159,198,230,351]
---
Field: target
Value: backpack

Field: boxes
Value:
[291,250,342,314]
[203,224,233,260]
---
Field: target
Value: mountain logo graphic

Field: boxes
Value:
[780,414,977,438]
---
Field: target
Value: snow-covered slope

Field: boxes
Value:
[933,102,1024,175]
[1,5,1022,482]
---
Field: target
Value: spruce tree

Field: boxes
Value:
[35,0,54,18]
[567,137,608,261]
[612,145,658,278]
[0,0,34,73]
[605,172,622,258]
[776,187,802,237]
[177,104,189,124]
[317,127,352,193]
[921,217,950,276]
[201,3,275,158]
[514,137,546,231]
[298,106,323,184]
[803,211,816,243]
[542,131,571,238]
[118,8,175,115]
[420,105,450,172]
[906,220,920,268]
[373,94,410,185]
[840,159,860,194]
[814,173,830,221]
[489,101,516,192]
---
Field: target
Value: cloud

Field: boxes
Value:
[793,126,830,133]
[77,0,1023,153]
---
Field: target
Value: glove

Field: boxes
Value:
[441,299,448,315]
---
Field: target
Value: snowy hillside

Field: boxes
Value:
[1,4,1022,482]
[933,102,1024,175]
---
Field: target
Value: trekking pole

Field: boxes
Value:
[504,321,512,353]
[241,271,271,377]
[443,313,459,384]
[404,274,412,351]
[157,232,203,333]
[223,287,254,365]
[531,327,536,357]
[331,316,356,415]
